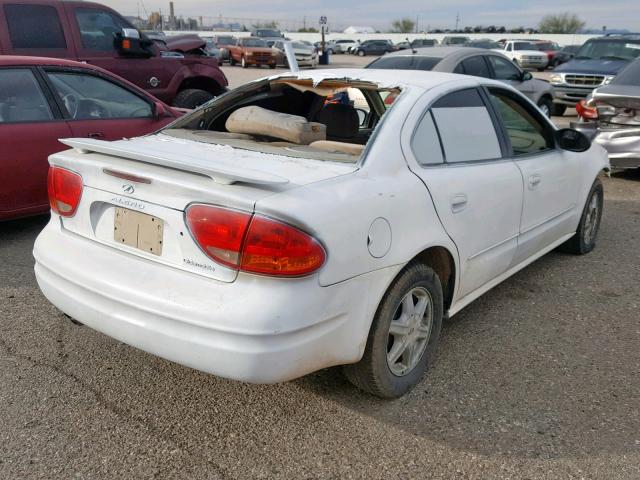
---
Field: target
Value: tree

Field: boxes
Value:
[391,18,416,33]
[298,27,318,33]
[252,21,279,30]
[539,13,585,34]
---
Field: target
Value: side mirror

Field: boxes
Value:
[554,128,591,152]
[522,71,533,81]
[114,28,153,58]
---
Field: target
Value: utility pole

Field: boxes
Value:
[415,15,419,33]
[303,16,306,31]
[455,12,460,31]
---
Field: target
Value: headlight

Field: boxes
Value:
[550,73,564,84]
[603,75,615,85]
[245,51,253,57]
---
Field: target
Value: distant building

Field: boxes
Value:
[343,26,375,34]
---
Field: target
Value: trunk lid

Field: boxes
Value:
[49,134,357,282]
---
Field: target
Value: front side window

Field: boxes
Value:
[46,72,152,120]
[459,56,491,78]
[488,55,521,81]
[489,90,553,155]
[0,69,53,123]
[430,89,501,163]
[4,4,66,49]
[75,8,130,51]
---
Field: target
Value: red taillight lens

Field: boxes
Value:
[241,215,326,276]
[576,99,598,120]
[185,204,325,277]
[47,166,83,217]
[185,204,252,268]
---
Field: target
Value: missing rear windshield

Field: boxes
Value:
[162,78,401,163]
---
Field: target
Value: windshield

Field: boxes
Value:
[536,42,559,50]
[292,42,310,49]
[575,39,640,61]
[366,56,441,70]
[612,60,640,86]
[217,36,235,44]
[513,42,536,51]
[242,38,267,47]
[256,29,280,38]
[447,37,468,44]
[469,41,500,49]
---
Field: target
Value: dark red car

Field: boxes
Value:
[0,56,182,221]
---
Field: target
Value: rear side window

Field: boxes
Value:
[459,56,491,78]
[0,69,53,123]
[431,89,502,163]
[4,4,66,49]
[411,111,444,165]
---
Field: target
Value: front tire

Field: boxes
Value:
[551,103,567,117]
[537,96,553,117]
[358,50,365,57]
[172,89,215,109]
[343,263,443,398]
[558,178,603,254]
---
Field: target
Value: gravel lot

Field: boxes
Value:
[1,55,638,479]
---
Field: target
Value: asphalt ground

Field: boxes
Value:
[1,55,638,480]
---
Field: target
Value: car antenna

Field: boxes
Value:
[407,37,417,54]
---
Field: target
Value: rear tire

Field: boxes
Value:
[343,263,443,398]
[558,178,603,254]
[172,89,215,109]
[551,103,567,117]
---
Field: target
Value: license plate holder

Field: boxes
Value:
[114,207,163,256]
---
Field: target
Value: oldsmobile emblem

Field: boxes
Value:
[148,76,160,87]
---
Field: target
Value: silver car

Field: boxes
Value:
[572,58,640,169]
[366,47,555,116]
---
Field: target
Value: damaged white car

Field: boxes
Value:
[34,69,609,398]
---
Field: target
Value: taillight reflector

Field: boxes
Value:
[47,166,83,217]
[576,99,598,120]
[185,204,325,277]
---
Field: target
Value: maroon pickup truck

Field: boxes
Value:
[0,0,228,108]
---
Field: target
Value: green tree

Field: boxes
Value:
[539,13,585,34]
[252,20,279,30]
[391,18,416,33]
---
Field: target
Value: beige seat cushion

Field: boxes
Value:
[226,106,326,145]
[309,140,365,156]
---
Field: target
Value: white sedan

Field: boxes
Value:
[34,69,608,398]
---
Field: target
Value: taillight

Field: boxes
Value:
[576,99,598,120]
[47,166,83,217]
[185,204,325,277]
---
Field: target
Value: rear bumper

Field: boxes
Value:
[33,220,394,383]
[571,121,640,169]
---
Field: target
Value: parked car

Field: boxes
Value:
[207,35,238,63]
[33,69,607,398]
[333,39,360,54]
[271,41,318,68]
[494,40,548,71]
[550,35,640,116]
[395,41,412,51]
[0,0,228,109]
[572,58,640,169]
[441,36,470,46]
[251,28,285,47]
[466,39,501,50]
[551,44,581,68]
[533,40,561,66]
[202,37,224,61]
[411,39,438,48]
[354,40,395,56]
[227,37,276,68]
[366,47,555,116]
[0,56,182,221]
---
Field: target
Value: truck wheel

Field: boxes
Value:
[172,89,215,109]
[230,57,236,66]
[269,63,277,69]
[343,263,443,398]
[551,103,567,117]
[358,50,365,56]
[537,97,553,117]
[241,57,248,68]
[558,179,603,255]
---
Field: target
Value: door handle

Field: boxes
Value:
[87,132,104,139]
[450,194,468,213]
[528,174,542,189]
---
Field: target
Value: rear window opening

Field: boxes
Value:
[162,78,401,163]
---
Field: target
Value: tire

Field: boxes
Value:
[343,263,443,398]
[241,56,248,68]
[558,178,604,255]
[537,67,545,72]
[172,89,215,109]
[537,96,553,117]
[269,63,276,69]
[358,50,365,56]
[551,103,567,117]
[230,57,236,66]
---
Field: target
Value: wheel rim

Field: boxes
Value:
[539,102,550,117]
[386,287,433,377]
[583,190,601,244]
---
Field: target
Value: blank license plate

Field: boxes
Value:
[114,207,164,256]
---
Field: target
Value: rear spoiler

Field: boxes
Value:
[59,138,289,186]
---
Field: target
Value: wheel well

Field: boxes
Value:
[178,77,223,96]
[411,246,456,312]
[540,93,553,103]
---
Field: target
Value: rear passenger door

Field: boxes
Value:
[403,88,524,300]
[0,67,72,215]
[0,2,75,59]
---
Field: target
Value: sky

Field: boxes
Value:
[104,0,640,31]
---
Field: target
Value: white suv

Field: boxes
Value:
[495,40,548,71]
